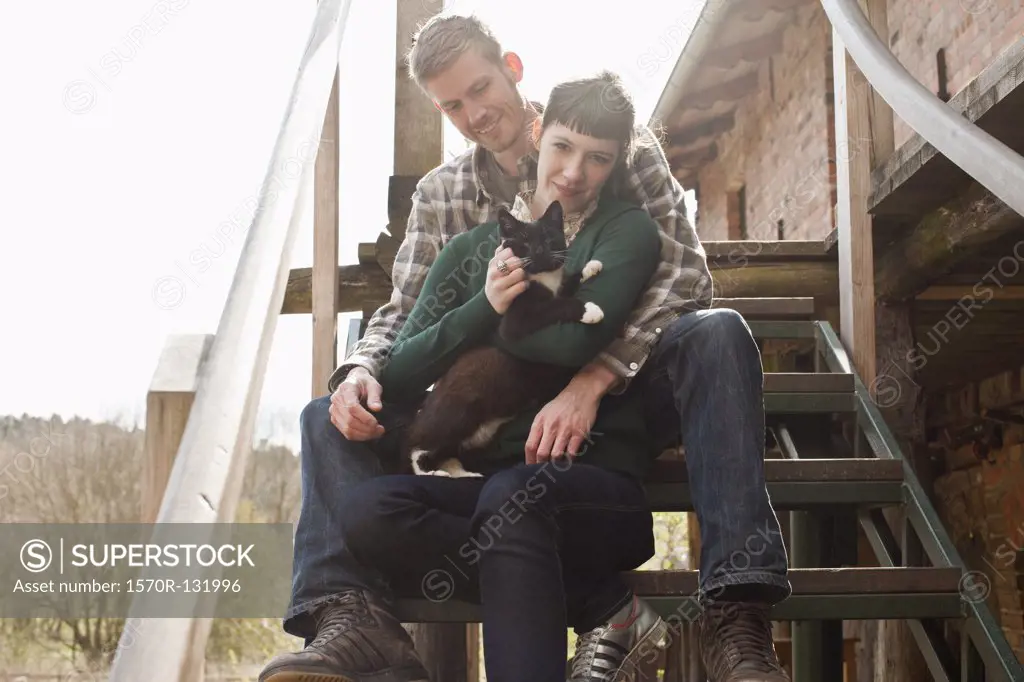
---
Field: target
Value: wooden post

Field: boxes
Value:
[142,333,213,682]
[391,0,471,678]
[832,0,890,388]
[394,2,444,177]
[311,66,340,398]
[832,3,934,681]
[143,334,214,523]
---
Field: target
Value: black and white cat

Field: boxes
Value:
[403,200,603,478]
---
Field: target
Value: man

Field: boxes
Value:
[260,13,791,682]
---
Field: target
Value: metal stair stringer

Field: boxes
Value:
[814,320,1024,682]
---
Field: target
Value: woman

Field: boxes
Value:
[338,71,668,682]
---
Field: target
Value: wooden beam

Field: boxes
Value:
[143,334,214,524]
[735,0,812,15]
[283,264,391,314]
[670,142,719,169]
[312,68,340,398]
[702,30,785,69]
[666,112,735,147]
[282,260,839,315]
[875,182,1024,302]
[917,285,1024,301]
[687,71,760,109]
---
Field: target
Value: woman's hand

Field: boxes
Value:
[485,246,528,314]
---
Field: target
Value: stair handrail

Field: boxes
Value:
[106,1,353,680]
[815,321,1024,682]
[819,0,1024,218]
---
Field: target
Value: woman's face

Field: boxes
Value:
[535,122,620,215]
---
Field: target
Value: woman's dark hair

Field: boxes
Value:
[537,70,639,198]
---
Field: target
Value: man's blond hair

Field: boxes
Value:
[406,14,505,88]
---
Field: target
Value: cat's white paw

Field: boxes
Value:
[428,469,452,477]
[439,458,483,478]
[581,260,603,282]
[581,302,604,324]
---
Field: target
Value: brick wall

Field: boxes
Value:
[933,439,1024,660]
[690,0,1024,241]
[929,366,1024,662]
[693,4,835,242]
[887,0,1024,147]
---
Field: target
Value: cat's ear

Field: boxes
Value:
[497,208,523,240]
[540,200,563,227]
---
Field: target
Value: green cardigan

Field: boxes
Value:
[379,196,664,482]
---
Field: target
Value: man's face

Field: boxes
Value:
[425,49,527,155]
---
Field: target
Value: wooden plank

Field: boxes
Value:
[716,297,816,319]
[703,239,833,261]
[312,68,340,398]
[764,372,854,393]
[917,285,1024,301]
[765,392,857,413]
[647,479,904,510]
[706,261,838,301]
[869,37,1024,219]
[143,334,214,524]
[283,264,391,315]
[646,458,903,483]
[624,567,961,596]
[394,592,963,623]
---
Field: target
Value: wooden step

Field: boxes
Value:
[394,567,964,623]
[644,458,904,511]
[704,240,835,263]
[715,297,815,320]
[764,371,857,413]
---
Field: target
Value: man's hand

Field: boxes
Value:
[525,385,599,464]
[525,361,620,464]
[330,367,386,441]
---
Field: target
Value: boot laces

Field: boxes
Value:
[309,591,372,648]
[704,603,782,673]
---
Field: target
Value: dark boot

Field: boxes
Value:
[259,589,429,682]
[698,601,790,682]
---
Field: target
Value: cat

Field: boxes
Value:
[402,200,604,478]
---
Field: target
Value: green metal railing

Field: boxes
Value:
[815,320,1024,682]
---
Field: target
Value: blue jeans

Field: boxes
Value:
[284,307,790,637]
[638,308,790,602]
[337,463,654,682]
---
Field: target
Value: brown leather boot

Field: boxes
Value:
[698,601,790,682]
[259,589,429,682]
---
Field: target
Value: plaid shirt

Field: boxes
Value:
[328,122,713,395]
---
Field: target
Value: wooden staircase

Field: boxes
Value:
[313,228,1022,680]
[332,275,1008,681]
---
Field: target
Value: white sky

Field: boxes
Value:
[0,0,703,449]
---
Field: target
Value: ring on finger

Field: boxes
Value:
[496,259,510,276]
